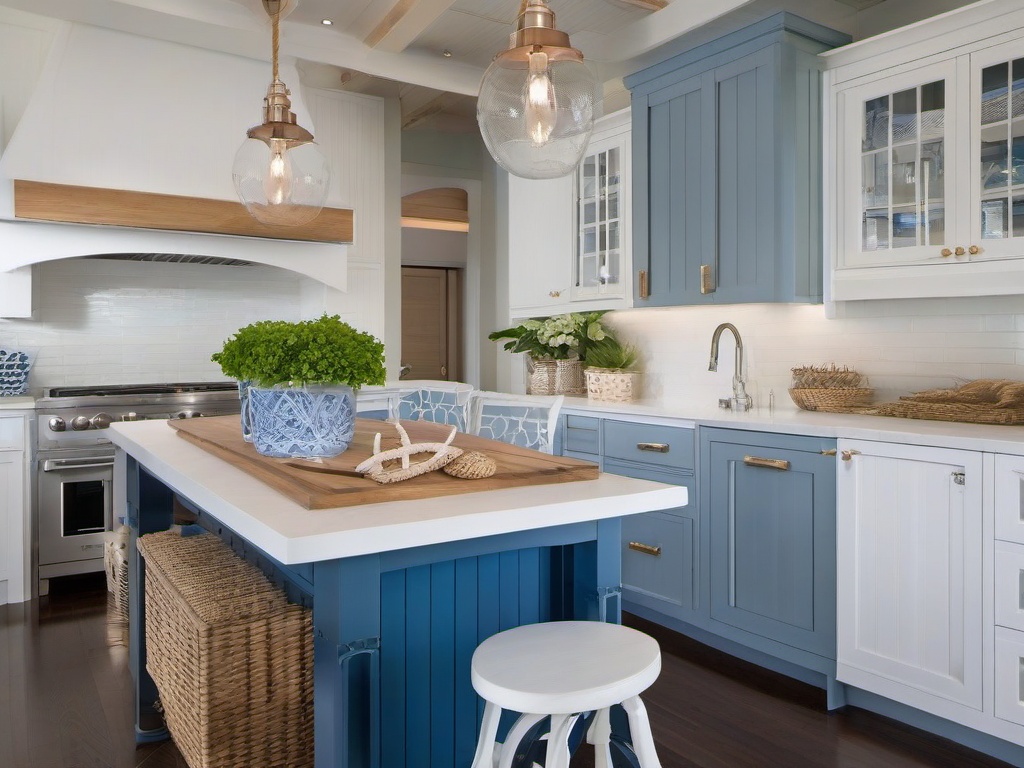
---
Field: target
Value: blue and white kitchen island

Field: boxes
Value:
[108,420,688,768]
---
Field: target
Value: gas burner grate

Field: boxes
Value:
[47,381,239,398]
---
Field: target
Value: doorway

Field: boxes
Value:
[400,266,462,381]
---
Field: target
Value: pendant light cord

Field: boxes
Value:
[271,6,280,83]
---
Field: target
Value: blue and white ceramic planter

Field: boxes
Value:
[237,379,253,442]
[246,383,356,458]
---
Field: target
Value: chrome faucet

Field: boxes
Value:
[709,322,752,412]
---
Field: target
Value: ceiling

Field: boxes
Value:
[0,0,980,133]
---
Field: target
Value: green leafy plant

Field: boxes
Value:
[583,336,639,371]
[489,312,611,361]
[212,315,386,389]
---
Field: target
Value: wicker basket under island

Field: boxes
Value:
[137,530,313,768]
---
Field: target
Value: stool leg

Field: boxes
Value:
[586,707,613,768]
[471,702,503,768]
[545,713,581,768]
[497,713,547,768]
[620,696,662,768]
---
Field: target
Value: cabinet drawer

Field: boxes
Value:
[996,541,1024,632]
[603,421,694,470]
[995,627,1024,727]
[621,511,696,612]
[564,415,600,455]
[995,454,1024,544]
[0,416,25,450]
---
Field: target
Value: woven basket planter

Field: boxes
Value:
[528,358,586,395]
[585,368,641,403]
[137,531,313,768]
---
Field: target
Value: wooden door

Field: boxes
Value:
[400,266,461,381]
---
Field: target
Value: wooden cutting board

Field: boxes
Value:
[170,415,599,510]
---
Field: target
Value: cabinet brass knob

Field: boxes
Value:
[743,455,790,471]
[549,290,561,298]
[628,541,662,557]
[954,246,966,256]
[940,248,953,258]
[841,449,861,461]
[968,245,980,255]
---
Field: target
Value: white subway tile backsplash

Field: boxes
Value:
[606,296,1024,407]
[0,259,304,391]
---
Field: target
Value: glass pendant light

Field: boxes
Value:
[233,0,330,226]
[477,0,598,180]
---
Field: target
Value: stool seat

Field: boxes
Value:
[472,621,660,714]
[470,621,664,768]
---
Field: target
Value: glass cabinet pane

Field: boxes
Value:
[979,57,1024,242]
[859,79,946,253]
[576,145,622,290]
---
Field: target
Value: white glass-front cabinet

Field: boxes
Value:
[507,109,632,318]
[825,1,1024,299]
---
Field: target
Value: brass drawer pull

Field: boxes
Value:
[638,269,649,299]
[743,455,790,471]
[637,442,669,453]
[628,541,662,557]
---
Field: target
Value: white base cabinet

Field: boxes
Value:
[837,439,983,715]
[0,412,29,604]
[840,439,1024,748]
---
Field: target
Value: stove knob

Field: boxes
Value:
[91,413,113,429]
[173,410,202,420]
[48,417,67,432]
[70,416,91,431]
[124,412,138,422]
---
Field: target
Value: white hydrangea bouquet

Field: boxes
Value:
[489,311,610,361]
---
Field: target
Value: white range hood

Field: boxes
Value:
[0,19,348,307]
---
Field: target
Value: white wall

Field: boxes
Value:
[599,296,1024,410]
[0,259,305,390]
[402,228,468,267]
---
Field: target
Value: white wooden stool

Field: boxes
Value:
[470,621,663,768]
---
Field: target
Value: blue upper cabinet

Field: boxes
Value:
[625,14,850,306]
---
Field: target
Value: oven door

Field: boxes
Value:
[37,450,114,574]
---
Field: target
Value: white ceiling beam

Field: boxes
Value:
[589,0,758,62]
[610,0,668,11]
[401,92,452,130]
[0,0,484,95]
[364,0,458,53]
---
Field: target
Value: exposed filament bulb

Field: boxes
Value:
[525,50,557,147]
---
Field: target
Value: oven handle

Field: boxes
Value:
[41,456,115,472]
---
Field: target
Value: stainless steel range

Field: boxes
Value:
[34,381,241,592]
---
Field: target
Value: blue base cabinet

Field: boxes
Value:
[625,13,850,306]
[557,413,842,703]
[702,428,837,661]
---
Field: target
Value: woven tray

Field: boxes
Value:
[138,531,313,768]
[874,401,1024,425]
[789,387,875,412]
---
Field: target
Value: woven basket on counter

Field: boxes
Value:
[788,387,875,412]
[137,531,313,768]
[528,357,586,396]
[789,364,874,413]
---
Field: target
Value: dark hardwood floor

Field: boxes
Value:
[0,575,1016,768]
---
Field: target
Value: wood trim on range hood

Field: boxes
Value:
[13,180,354,243]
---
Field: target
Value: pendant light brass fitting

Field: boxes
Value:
[247,79,314,148]
[497,0,583,66]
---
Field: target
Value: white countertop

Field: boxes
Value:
[561,397,1024,454]
[0,396,34,411]
[108,420,689,565]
